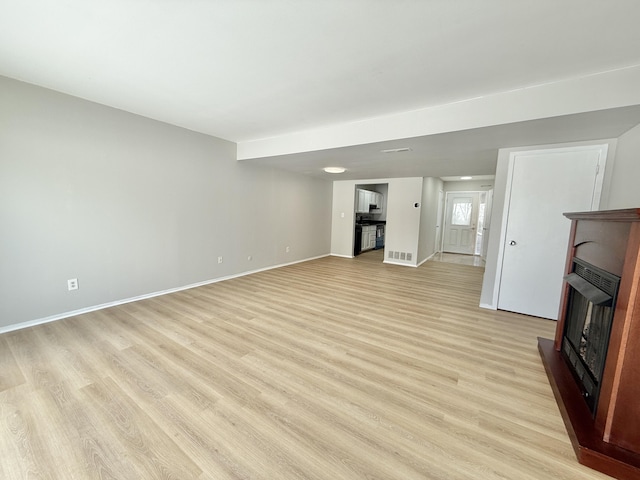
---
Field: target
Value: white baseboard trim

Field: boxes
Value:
[383,260,417,267]
[0,253,330,335]
[330,253,354,259]
[417,251,437,267]
[479,302,497,311]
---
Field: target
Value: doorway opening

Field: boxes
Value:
[353,183,389,260]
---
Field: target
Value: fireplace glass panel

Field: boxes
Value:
[562,258,620,414]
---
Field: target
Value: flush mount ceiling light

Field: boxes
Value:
[323,166,346,174]
[381,147,412,153]
[460,176,473,180]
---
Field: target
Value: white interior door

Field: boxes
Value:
[497,146,606,320]
[443,192,479,254]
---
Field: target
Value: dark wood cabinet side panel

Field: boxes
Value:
[597,223,640,439]
[608,345,640,454]
[596,288,631,433]
[605,228,640,454]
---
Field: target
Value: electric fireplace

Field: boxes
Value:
[538,208,640,480]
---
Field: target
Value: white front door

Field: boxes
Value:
[497,145,606,320]
[443,192,480,254]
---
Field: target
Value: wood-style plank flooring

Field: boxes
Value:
[0,250,614,479]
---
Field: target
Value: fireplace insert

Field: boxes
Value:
[561,257,620,414]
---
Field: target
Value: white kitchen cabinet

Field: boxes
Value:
[368,230,376,249]
[356,188,384,213]
[361,225,377,251]
[361,226,369,251]
[356,189,368,213]
[371,192,383,213]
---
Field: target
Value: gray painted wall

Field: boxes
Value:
[0,76,332,329]
[385,178,423,266]
[330,181,358,257]
[605,124,640,209]
[417,177,443,264]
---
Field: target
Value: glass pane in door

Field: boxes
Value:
[451,198,472,226]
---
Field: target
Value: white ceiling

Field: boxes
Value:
[2,1,640,179]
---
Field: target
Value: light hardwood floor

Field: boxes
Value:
[430,252,486,267]
[0,251,614,479]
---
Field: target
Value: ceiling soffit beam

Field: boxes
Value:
[237,64,640,161]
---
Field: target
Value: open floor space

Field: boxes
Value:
[0,256,613,479]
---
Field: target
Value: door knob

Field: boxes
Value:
[509,240,517,246]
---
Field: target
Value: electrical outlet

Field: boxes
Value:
[67,278,79,291]
[217,256,223,264]
[285,246,290,253]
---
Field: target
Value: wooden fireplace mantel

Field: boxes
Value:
[538,208,640,480]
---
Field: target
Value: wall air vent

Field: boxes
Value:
[387,251,413,262]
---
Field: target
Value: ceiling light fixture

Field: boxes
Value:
[323,167,346,174]
[460,176,473,180]
[381,147,412,153]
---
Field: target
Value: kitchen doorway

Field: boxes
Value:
[353,183,389,261]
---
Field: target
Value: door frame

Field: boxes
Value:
[482,143,609,311]
[480,189,493,260]
[434,189,444,253]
